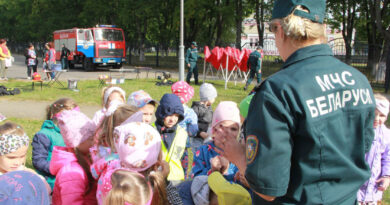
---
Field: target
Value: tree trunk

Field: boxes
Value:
[235,0,243,49]
[156,44,160,67]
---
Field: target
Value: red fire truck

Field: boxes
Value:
[53,25,126,71]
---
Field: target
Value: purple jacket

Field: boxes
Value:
[357,125,390,202]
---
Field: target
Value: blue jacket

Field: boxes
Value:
[191,141,238,182]
[32,120,65,189]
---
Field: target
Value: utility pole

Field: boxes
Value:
[179,0,185,81]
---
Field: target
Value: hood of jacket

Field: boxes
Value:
[41,120,61,133]
[155,94,184,124]
[49,146,77,176]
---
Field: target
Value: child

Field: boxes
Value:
[0,122,30,175]
[0,170,50,205]
[50,109,97,205]
[191,83,217,147]
[92,86,126,127]
[171,81,198,137]
[91,105,139,163]
[127,90,158,124]
[104,169,153,205]
[97,122,178,205]
[357,94,390,204]
[155,93,188,183]
[191,101,240,181]
[32,98,78,189]
[90,105,141,205]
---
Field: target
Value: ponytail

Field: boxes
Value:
[148,170,168,205]
[74,147,94,195]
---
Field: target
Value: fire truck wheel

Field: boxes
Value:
[83,58,95,71]
[69,62,75,69]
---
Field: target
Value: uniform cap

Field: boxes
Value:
[271,0,326,24]
[191,41,198,47]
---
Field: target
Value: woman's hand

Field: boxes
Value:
[214,133,247,173]
[377,177,390,191]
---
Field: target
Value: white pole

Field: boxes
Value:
[179,0,185,81]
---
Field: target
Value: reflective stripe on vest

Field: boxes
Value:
[161,126,188,181]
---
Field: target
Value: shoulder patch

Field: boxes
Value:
[246,135,259,164]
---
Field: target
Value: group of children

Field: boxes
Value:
[1,81,390,205]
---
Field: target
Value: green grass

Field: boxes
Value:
[1,78,249,107]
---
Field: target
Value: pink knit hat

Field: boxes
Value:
[113,122,161,172]
[57,109,97,148]
[211,101,241,134]
[171,81,194,104]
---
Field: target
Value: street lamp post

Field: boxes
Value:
[179,0,185,81]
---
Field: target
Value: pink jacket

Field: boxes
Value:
[50,146,97,205]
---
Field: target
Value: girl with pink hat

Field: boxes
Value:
[190,101,241,181]
[49,109,97,205]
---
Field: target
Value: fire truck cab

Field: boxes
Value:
[53,25,126,71]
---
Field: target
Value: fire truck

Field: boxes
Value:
[53,25,126,71]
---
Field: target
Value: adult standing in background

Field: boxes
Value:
[185,41,201,85]
[0,39,11,81]
[244,46,264,90]
[47,42,56,79]
[25,43,38,79]
[215,0,376,204]
[60,44,70,71]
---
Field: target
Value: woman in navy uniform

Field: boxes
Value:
[215,0,376,204]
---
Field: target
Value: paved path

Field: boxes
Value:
[0,99,100,120]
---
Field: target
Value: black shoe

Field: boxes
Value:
[244,85,247,91]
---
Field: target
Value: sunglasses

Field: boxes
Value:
[269,21,280,33]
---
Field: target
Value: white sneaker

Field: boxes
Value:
[27,77,31,80]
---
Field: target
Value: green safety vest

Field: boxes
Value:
[161,126,188,181]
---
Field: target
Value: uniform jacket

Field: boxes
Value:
[247,50,262,72]
[178,104,199,137]
[50,146,97,205]
[191,141,238,182]
[358,124,390,202]
[245,44,375,204]
[32,120,66,189]
[185,48,201,64]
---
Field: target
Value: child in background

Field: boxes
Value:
[191,83,217,148]
[127,90,158,124]
[171,81,198,137]
[155,93,188,183]
[171,81,198,178]
[104,169,153,205]
[92,86,126,127]
[32,98,78,189]
[191,101,241,181]
[0,170,50,205]
[357,94,390,204]
[50,109,97,205]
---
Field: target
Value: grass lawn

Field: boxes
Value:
[0,78,250,107]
